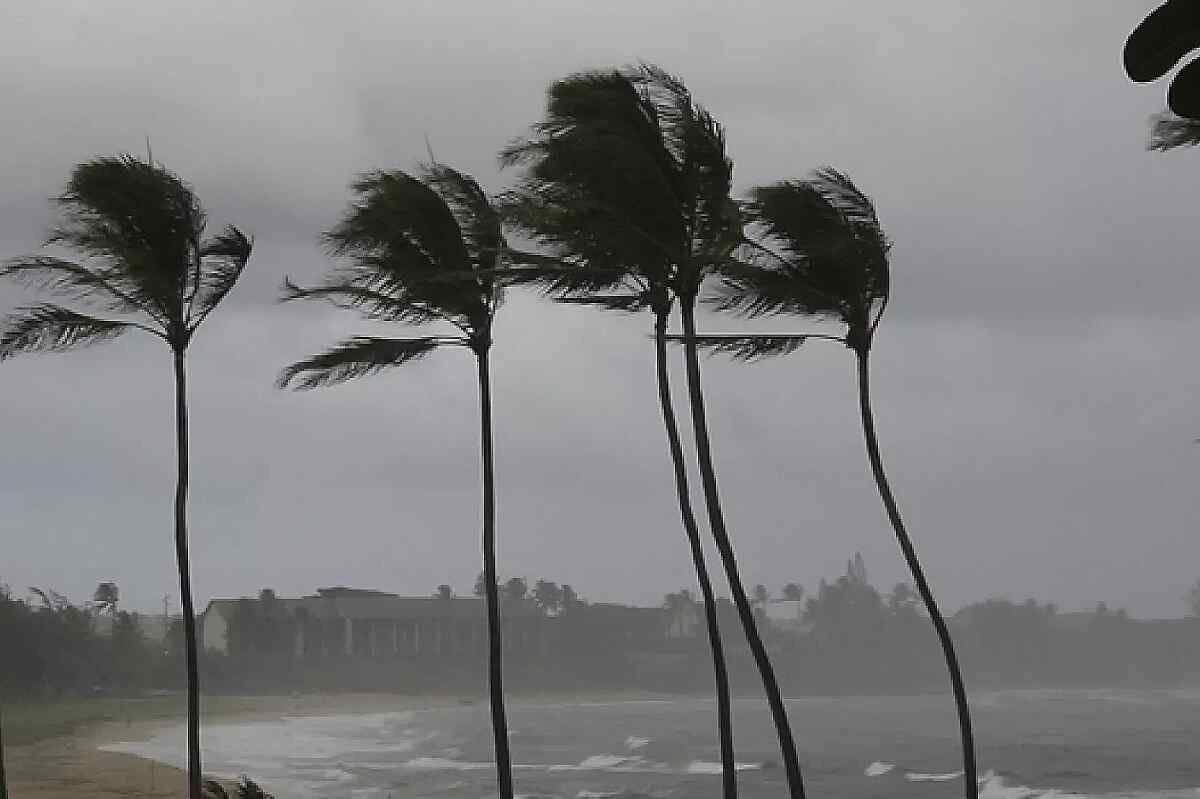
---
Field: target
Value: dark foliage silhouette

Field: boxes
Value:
[202,777,274,799]
[502,64,806,799]
[277,161,518,799]
[1125,0,1200,119]
[704,168,979,799]
[0,155,252,799]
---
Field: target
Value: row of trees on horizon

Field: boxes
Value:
[10,561,1198,706]
[6,22,1200,791]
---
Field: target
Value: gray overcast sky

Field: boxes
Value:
[1,1,1197,618]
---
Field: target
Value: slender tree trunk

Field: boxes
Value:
[678,297,806,799]
[854,347,978,799]
[654,312,736,799]
[173,350,203,799]
[477,347,514,799]
[0,700,8,799]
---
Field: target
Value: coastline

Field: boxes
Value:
[3,690,677,797]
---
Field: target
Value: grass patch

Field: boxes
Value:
[2,694,267,746]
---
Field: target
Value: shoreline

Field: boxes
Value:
[3,689,680,798]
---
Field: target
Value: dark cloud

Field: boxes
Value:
[2,1,1197,618]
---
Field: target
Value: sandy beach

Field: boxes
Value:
[3,690,674,798]
[3,693,480,798]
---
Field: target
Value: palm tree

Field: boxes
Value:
[276,162,517,799]
[710,168,979,799]
[0,155,252,799]
[501,65,806,799]
[93,582,120,615]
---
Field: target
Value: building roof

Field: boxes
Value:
[202,593,543,621]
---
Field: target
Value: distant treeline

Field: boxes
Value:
[0,584,181,700]
[5,567,1200,702]
[755,562,1200,695]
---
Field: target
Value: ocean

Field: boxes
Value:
[100,688,1200,799]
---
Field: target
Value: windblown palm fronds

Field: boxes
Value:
[502,63,804,799]
[0,155,251,799]
[278,159,517,799]
[715,169,979,799]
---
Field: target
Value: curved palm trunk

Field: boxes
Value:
[477,347,514,799]
[172,350,203,799]
[654,312,736,799]
[678,298,806,799]
[854,348,978,799]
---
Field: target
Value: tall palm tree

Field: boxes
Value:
[710,168,979,799]
[501,65,806,799]
[276,162,516,799]
[0,155,252,799]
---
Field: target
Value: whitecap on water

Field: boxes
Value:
[906,770,963,782]
[685,761,761,774]
[624,736,650,750]
[864,761,895,777]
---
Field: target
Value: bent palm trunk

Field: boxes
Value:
[678,298,806,799]
[854,348,978,799]
[477,347,514,799]
[654,312,736,799]
[173,350,203,799]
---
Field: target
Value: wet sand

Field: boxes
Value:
[2,690,660,797]
[3,693,474,798]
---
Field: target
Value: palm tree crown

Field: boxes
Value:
[0,155,251,357]
[717,168,890,352]
[500,64,740,306]
[277,164,508,387]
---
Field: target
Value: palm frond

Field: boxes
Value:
[189,225,253,326]
[420,162,505,278]
[1149,112,1200,150]
[0,256,158,319]
[279,276,453,327]
[709,259,843,320]
[277,336,463,390]
[326,170,471,273]
[664,333,810,361]
[556,292,651,313]
[47,155,207,325]
[739,170,890,333]
[0,304,133,359]
[500,67,690,278]
[321,167,503,332]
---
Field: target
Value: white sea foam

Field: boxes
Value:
[685,761,762,774]
[865,761,895,776]
[907,770,964,782]
[402,756,494,771]
[624,736,650,750]
[579,754,632,769]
